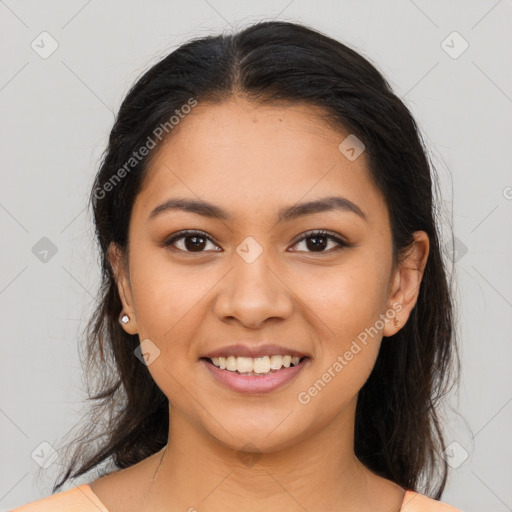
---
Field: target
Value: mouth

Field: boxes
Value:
[200,355,308,375]
[200,355,310,394]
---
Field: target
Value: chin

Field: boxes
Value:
[201,412,311,456]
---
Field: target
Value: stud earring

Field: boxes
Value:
[119,313,130,325]
[394,316,400,328]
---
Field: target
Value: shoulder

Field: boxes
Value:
[9,484,109,512]
[401,490,462,512]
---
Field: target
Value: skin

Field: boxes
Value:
[91,97,429,512]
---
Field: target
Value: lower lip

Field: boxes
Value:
[201,358,308,394]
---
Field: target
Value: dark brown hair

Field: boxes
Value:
[51,20,459,498]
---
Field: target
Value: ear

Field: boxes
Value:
[382,231,429,337]
[108,242,138,335]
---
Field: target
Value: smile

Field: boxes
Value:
[201,356,309,394]
[210,355,303,374]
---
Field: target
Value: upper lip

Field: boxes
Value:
[202,344,309,359]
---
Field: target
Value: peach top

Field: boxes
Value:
[11,484,462,511]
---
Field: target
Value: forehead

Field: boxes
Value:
[133,97,387,224]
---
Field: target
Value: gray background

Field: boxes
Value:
[1,1,511,510]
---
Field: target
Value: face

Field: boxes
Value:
[110,97,428,453]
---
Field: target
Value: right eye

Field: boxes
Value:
[164,230,221,253]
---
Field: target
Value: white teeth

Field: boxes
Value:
[253,356,270,374]
[226,356,237,371]
[209,355,303,374]
[269,355,282,370]
[236,357,253,373]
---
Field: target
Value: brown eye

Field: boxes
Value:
[290,230,348,253]
[165,230,220,253]
[164,229,349,255]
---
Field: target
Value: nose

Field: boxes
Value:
[213,250,293,329]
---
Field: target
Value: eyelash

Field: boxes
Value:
[164,229,349,254]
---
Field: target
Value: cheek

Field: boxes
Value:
[127,252,212,400]
[129,246,211,337]
[291,253,391,343]
[294,265,386,420]
[288,251,389,401]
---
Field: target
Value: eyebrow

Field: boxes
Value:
[148,196,367,223]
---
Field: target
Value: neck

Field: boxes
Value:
[144,398,394,512]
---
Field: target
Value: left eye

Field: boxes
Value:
[290,230,348,253]
[164,229,348,254]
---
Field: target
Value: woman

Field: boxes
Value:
[13,20,460,512]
